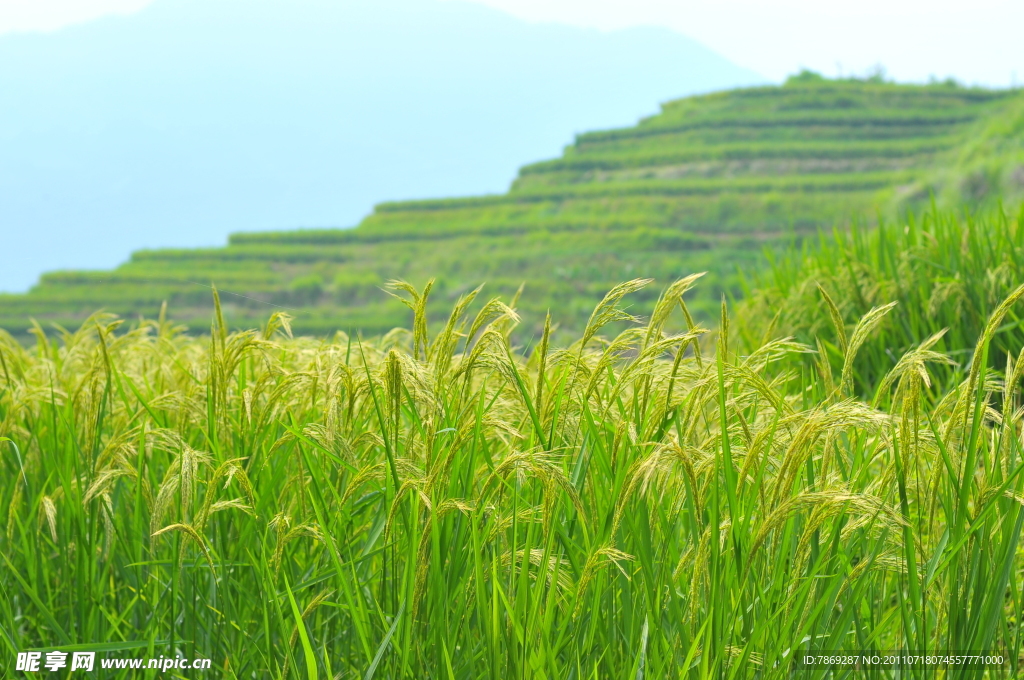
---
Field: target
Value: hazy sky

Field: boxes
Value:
[2,0,1022,86]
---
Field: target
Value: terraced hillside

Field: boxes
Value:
[3,75,1022,340]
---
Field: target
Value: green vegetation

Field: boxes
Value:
[737,206,1024,392]
[2,77,1022,340]
[4,69,1024,675]
[3,229,1024,675]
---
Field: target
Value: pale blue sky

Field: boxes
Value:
[2,0,1022,86]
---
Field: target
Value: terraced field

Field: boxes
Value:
[3,75,1021,340]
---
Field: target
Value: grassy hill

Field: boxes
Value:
[3,74,1022,340]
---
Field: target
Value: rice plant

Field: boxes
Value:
[737,206,1024,393]
[1,270,1022,678]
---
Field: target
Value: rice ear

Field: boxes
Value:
[840,301,898,395]
[152,522,216,573]
[817,283,848,356]
[581,278,652,347]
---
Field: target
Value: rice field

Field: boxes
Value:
[2,240,1024,677]
[4,77,1021,341]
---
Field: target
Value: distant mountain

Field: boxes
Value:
[0,0,763,292]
